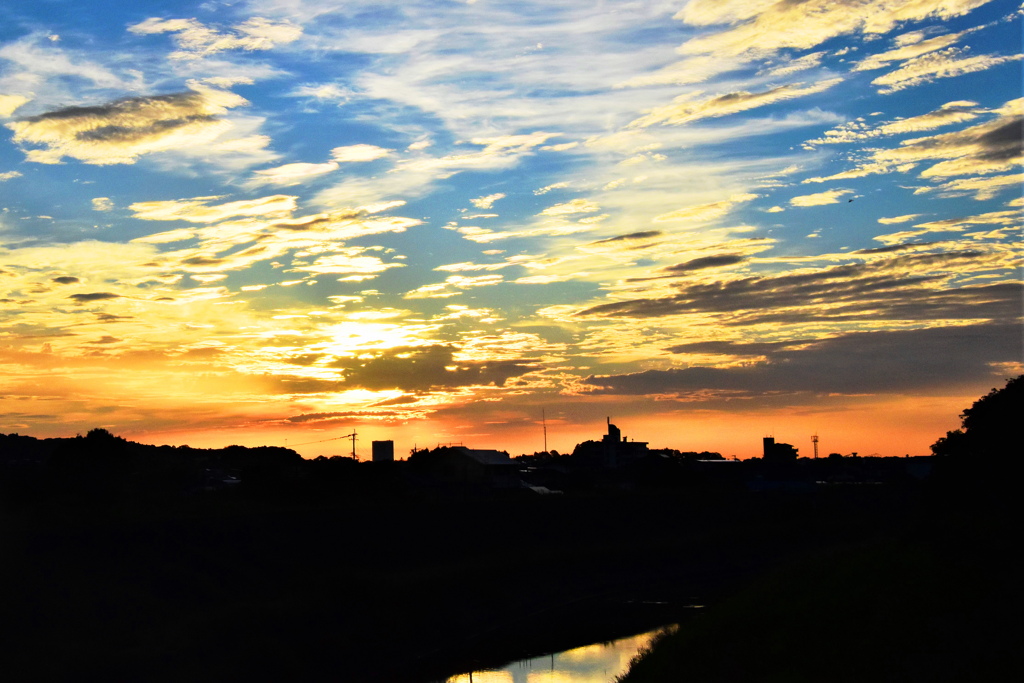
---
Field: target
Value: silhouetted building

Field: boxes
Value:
[604,421,621,445]
[601,418,649,468]
[763,436,798,463]
[372,440,394,463]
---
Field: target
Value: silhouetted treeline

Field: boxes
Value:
[0,428,302,512]
[2,426,940,516]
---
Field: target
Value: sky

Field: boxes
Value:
[1,0,1021,459]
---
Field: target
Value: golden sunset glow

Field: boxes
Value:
[1,0,1020,458]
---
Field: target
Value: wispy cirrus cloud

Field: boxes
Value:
[331,144,392,162]
[871,47,1021,94]
[675,0,995,60]
[879,100,984,134]
[873,97,1023,177]
[130,194,297,222]
[789,189,854,206]
[805,100,983,147]
[654,193,758,223]
[629,79,843,128]
[854,29,973,71]
[128,16,302,60]
[539,199,600,217]
[403,274,504,299]
[0,32,139,101]
[878,214,923,225]
[315,133,557,206]
[804,97,1022,186]
[247,161,339,186]
[873,208,1019,244]
[920,172,1024,200]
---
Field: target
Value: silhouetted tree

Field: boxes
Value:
[929,429,970,458]
[86,427,117,441]
[930,375,1022,462]
[930,376,1022,500]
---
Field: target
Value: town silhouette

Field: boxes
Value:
[1,375,1020,681]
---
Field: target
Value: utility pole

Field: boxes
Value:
[339,431,358,460]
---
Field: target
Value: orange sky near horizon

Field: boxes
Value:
[1,1,1021,458]
[130,386,982,461]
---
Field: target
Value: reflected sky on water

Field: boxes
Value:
[446,628,669,683]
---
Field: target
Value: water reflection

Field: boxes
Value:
[445,628,668,683]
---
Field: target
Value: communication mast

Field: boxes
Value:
[812,434,819,459]
[542,408,548,453]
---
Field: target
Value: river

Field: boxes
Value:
[441,626,672,683]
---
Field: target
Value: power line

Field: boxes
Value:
[288,432,356,449]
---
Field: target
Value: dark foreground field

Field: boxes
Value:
[1,479,925,682]
[619,482,1021,682]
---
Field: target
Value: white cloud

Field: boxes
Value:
[129,17,302,60]
[878,101,981,134]
[872,97,1023,177]
[654,193,758,223]
[248,161,339,186]
[675,0,993,60]
[764,51,826,77]
[316,133,555,207]
[404,274,504,299]
[291,83,352,103]
[91,197,114,211]
[805,101,983,148]
[871,48,1021,94]
[790,189,853,206]
[535,182,570,195]
[929,172,1024,200]
[629,79,843,128]
[5,86,250,165]
[0,32,136,97]
[331,144,392,162]
[854,30,968,71]
[0,94,30,117]
[539,198,600,217]
[471,193,505,209]
[302,251,404,276]
[878,214,923,224]
[130,195,297,222]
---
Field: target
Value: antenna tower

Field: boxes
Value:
[542,408,548,453]
[812,434,819,459]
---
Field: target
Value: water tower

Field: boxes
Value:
[371,440,394,463]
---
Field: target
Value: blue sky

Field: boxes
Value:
[1,0,1021,457]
